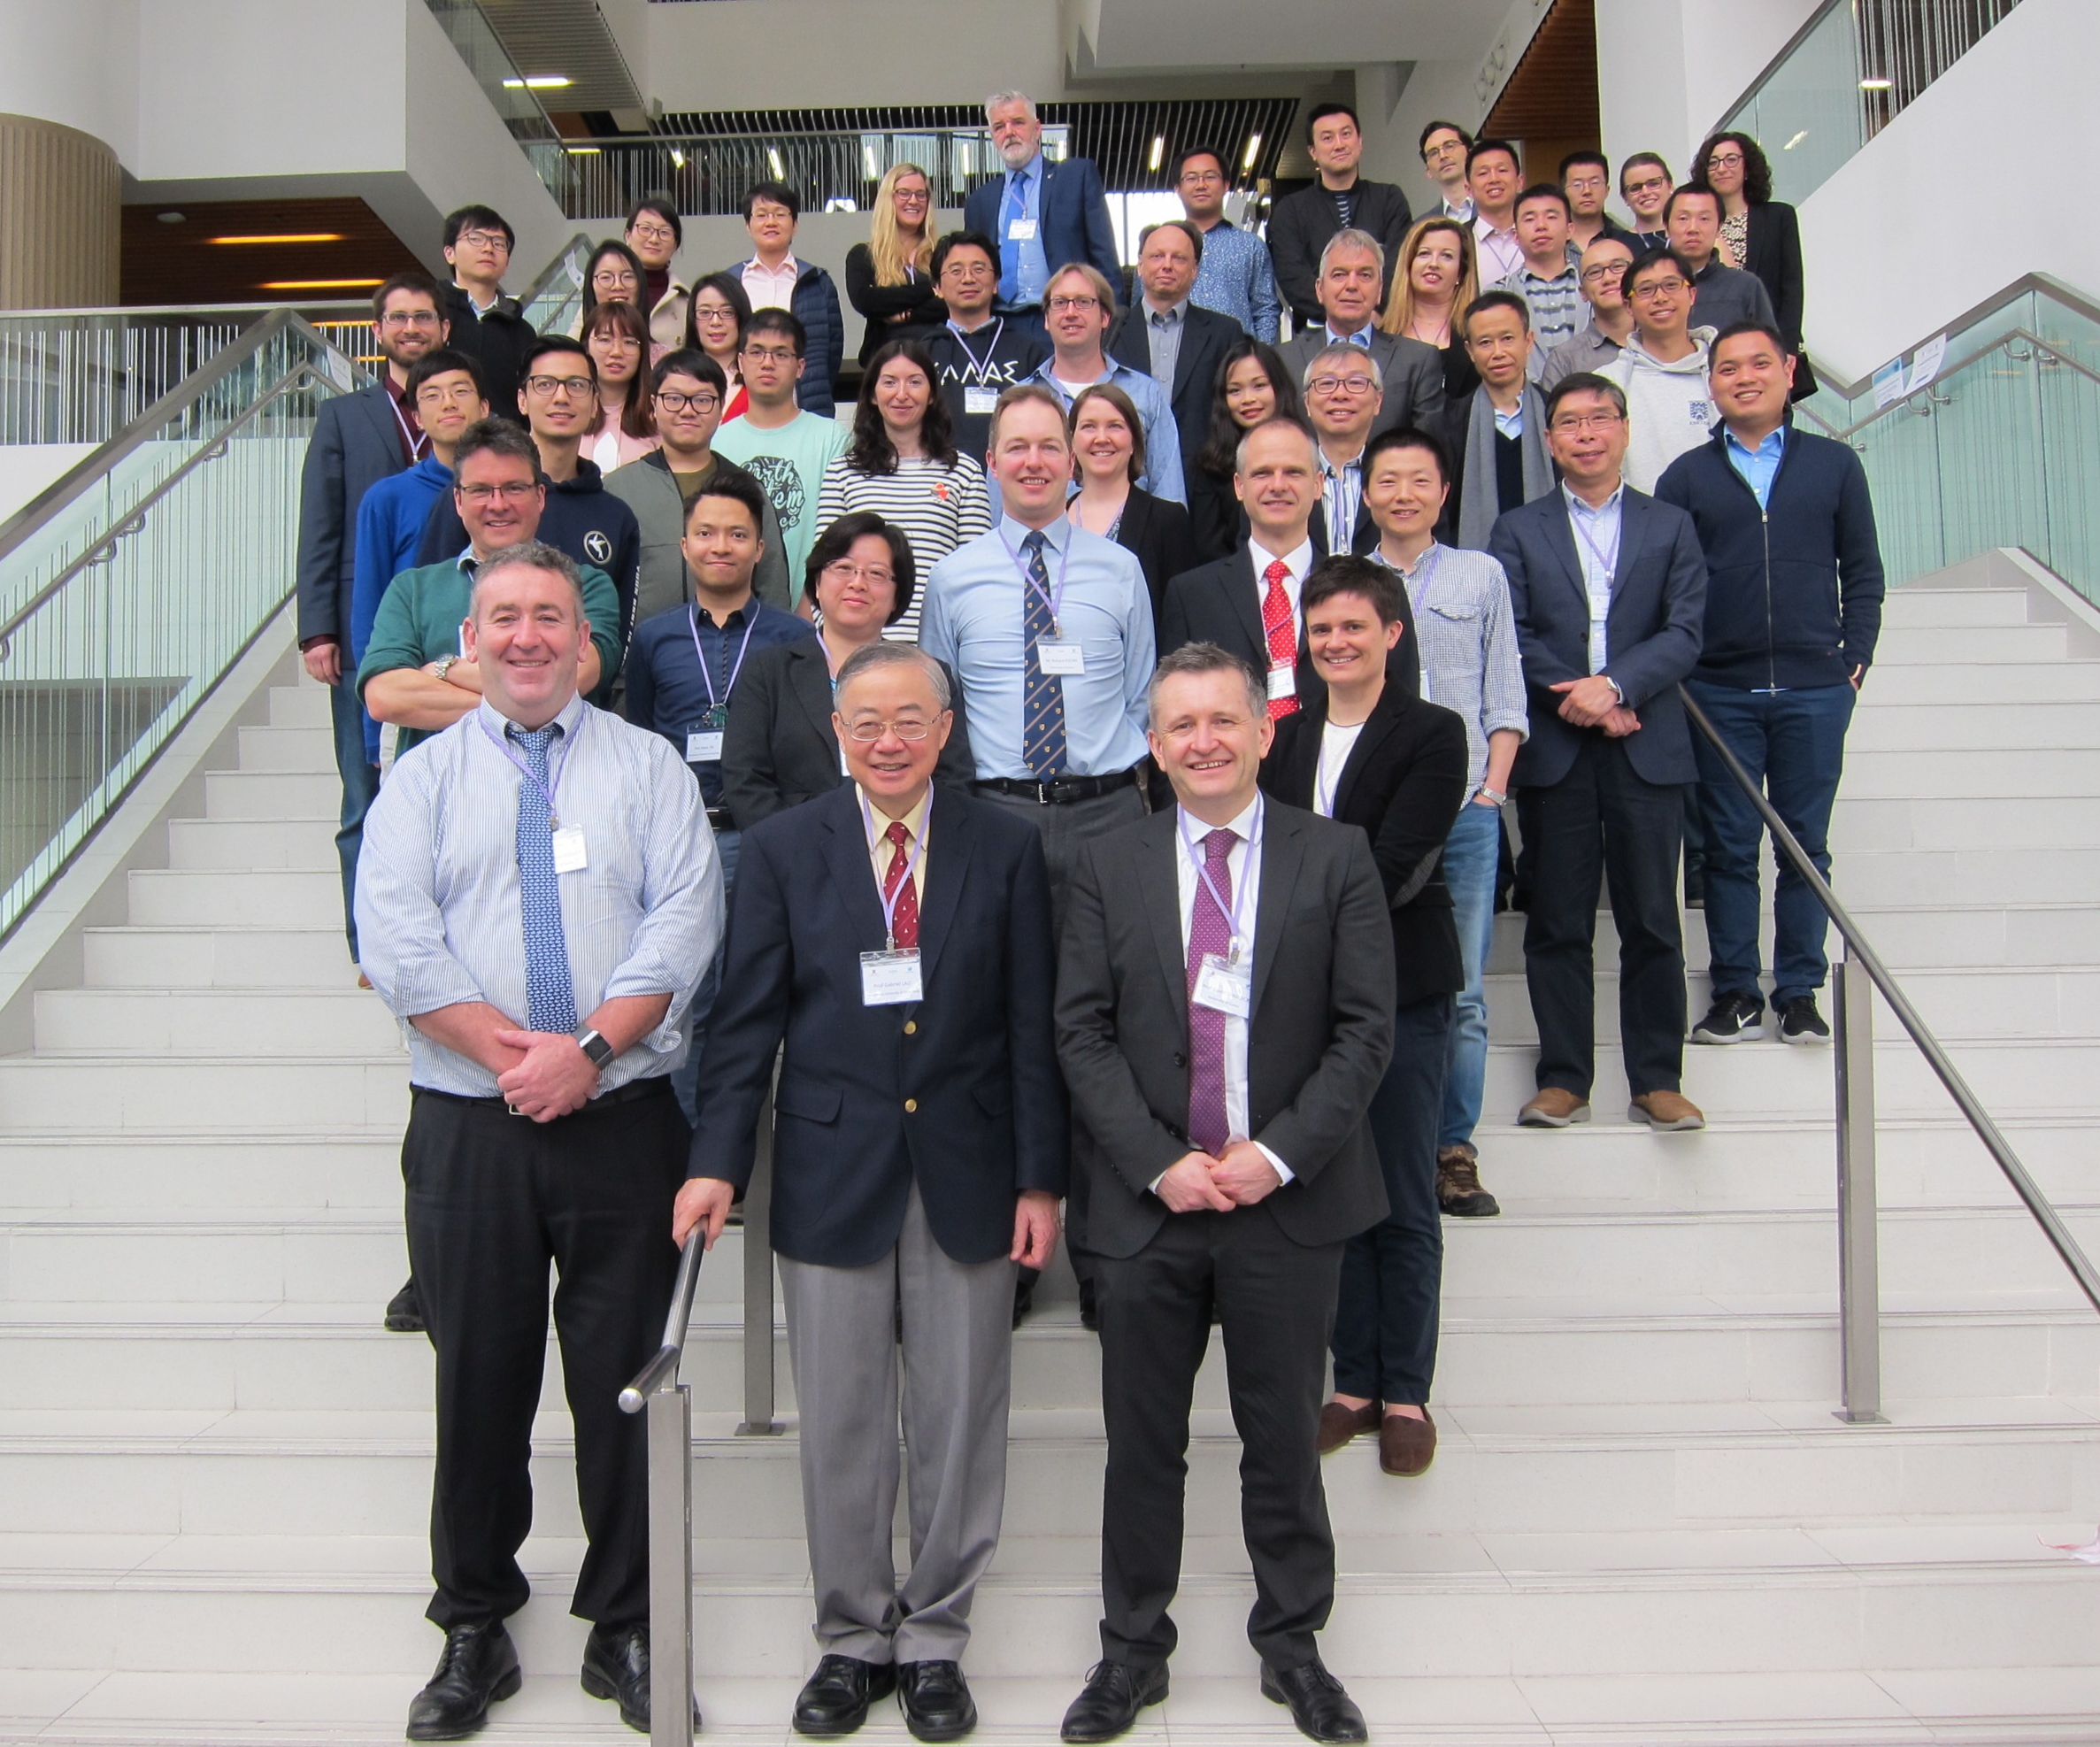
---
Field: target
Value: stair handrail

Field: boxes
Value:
[1675,682,2100,1421]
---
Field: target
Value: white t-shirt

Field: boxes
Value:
[1314,720,1366,818]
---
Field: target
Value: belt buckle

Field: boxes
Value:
[505,1101,527,1117]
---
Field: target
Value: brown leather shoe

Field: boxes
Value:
[1317,1399,1381,1454]
[1629,1089,1705,1131]
[1379,1409,1436,1476]
[1435,1145,1501,1217]
[1519,1088,1590,1127]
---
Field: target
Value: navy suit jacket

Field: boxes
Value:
[1487,486,1707,789]
[964,157,1122,299]
[296,385,410,643]
[688,783,1068,1268]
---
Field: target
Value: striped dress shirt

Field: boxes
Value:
[1374,542,1530,800]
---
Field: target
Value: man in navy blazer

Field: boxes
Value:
[1488,372,1708,1134]
[679,643,1065,1743]
[965,91,1122,336]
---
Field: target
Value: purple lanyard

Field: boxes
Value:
[1570,500,1621,589]
[999,521,1073,637]
[861,786,932,950]
[1180,797,1262,961]
[948,319,1006,384]
[689,607,758,712]
[387,388,429,462]
[478,708,583,829]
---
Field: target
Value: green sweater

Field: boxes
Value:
[355,554,622,756]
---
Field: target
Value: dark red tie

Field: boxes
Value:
[882,820,919,949]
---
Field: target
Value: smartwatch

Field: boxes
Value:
[575,1027,616,1068]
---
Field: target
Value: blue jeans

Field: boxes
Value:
[327,671,381,962]
[1437,799,1501,1150]
[672,827,739,1127]
[1688,679,1855,1007]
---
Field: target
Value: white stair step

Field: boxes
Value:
[0,1058,411,1131]
[1828,749,2100,797]
[125,869,342,927]
[165,818,339,872]
[32,989,404,1058]
[266,682,334,728]
[1870,625,2066,663]
[202,771,337,821]
[1879,589,2032,627]
[81,927,354,989]
[235,727,335,773]
[1832,796,2100,852]
[1847,701,2100,750]
[0,1136,400,1212]
[1859,658,2100,704]
[1834,848,2100,906]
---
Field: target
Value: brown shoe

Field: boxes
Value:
[1629,1089,1705,1131]
[1519,1088,1590,1127]
[1317,1398,1381,1454]
[1435,1145,1500,1218]
[1379,1409,1436,1476]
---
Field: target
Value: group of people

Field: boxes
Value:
[290,85,1886,1747]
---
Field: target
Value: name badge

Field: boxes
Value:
[551,826,588,874]
[1267,663,1296,702]
[687,729,725,764]
[1006,218,1038,242]
[1037,640,1086,676]
[860,948,924,1005]
[964,385,1000,416]
[1193,951,1251,1018]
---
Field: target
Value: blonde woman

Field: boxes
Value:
[1379,216,1482,403]
[845,162,945,367]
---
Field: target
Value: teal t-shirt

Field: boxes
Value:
[710,409,850,581]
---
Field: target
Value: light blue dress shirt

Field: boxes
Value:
[1189,219,1280,342]
[1001,151,1051,310]
[355,694,725,1096]
[1725,423,1787,507]
[1563,483,1626,674]
[919,514,1157,781]
[1032,358,1188,505]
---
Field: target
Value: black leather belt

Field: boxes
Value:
[706,806,735,831]
[412,1077,672,1117]
[972,768,1141,805]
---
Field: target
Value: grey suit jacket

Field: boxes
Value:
[1276,327,1443,438]
[1055,802,1396,1259]
[296,385,409,643]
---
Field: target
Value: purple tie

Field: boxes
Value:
[1186,827,1236,1157]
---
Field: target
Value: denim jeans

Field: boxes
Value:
[1438,798,1502,1150]
[1688,679,1855,1007]
[327,671,381,962]
[672,827,740,1127]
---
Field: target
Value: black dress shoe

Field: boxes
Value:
[896,1659,976,1742]
[581,1621,700,1736]
[795,1654,897,1736]
[405,1620,519,1741]
[1260,1659,1366,1743]
[1060,1659,1168,1743]
[385,1275,426,1333]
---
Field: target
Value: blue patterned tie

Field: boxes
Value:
[999,168,1029,305]
[512,723,578,1034]
[1019,530,1068,780]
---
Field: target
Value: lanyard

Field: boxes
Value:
[386,386,429,461]
[479,709,583,830]
[1570,501,1620,594]
[999,520,1073,638]
[689,606,758,712]
[861,786,932,950]
[947,319,1006,385]
[1180,797,1261,962]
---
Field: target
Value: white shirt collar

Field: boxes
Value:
[1248,535,1313,582]
[1177,792,1261,846]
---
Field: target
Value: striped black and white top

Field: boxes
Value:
[814,452,995,643]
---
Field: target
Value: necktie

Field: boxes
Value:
[1185,827,1236,1157]
[1000,169,1030,304]
[1260,559,1299,720]
[1020,530,1069,779]
[512,723,578,1035]
[881,820,920,950]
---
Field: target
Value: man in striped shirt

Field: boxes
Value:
[1497,184,1585,357]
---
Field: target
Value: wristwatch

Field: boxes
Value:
[432,654,458,681]
[1476,787,1510,807]
[574,1027,616,1068]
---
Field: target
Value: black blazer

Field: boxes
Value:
[1186,464,1240,564]
[719,638,977,831]
[844,242,946,367]
[1740,202,1805,351]
[1111,487,1200,620]
[1309,496,1378,560]
[1262,685,1467,1007]
[1106,301,1244,480]
[295,385,410,644]
[1056,803,1395,1258]
[689,783,1068,1268]
[1267,179,1414,330]
[1487,486,1707,789]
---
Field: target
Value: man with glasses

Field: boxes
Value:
[1561,151,1631,251]
[1541,236,1636,390]
[1108,220,1245,484]
[1029,262,1187,504]
[1278,229,1441,441]
[712,308,851,579]
[923,230,1050,463]
[624,196,691,352]
[1664,187,1777,335]
[1420,121,1476,222]
[1619,155,1673,251]
[1173,145,1279,342]
[727,180,844,412]
[438,204,536,424]
[1602,249,1720,493]
[963,89,1121,341]
[1488,374,1708,1134]
[1301,343,1387,558]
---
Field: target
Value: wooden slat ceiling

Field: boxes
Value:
[1482,0,1600,143]
[121,197,426,308]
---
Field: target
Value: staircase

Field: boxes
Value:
[4,563,2100,1744]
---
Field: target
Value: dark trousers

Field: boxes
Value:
[1688,679,1855,1005]
[1093,1205,1344,1672]
[1332,993,1451,1405]
[404,1080,688,1630]
[328,671,380,960]
[1517,735,1687,1098]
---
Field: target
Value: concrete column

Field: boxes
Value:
[0,114,119,309]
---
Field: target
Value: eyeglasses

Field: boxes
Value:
[823,561,896,588]
[654,390,720,414]
[379,310,442,328]
[1306,373,1379,396]
[1629,278,1689,301]
[592,271,636,289]
[1550,412,1625,433]
[1180,168,1225,185]
[893,188,931,204]
[458,481,542,504]
[416,384,484,408]
[1048,295,1100,312]
[628,223,677,244]
[1580,263,1628,284]
[526,374,595,397]
[1623,176,1669,196]
[1705,150,1746,168]
[844,718,934,742]
[742,344,798,363]
[691,304,737,325]
[456,229,511,252]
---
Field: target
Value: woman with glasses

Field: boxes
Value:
[1378,218,1483,406]
[683,271,755,423]
[576,239,649,331]
[846,162,946,369]
[580,301,661,473]
[1690,131,1807,390]
[1186,335,1304,562]
[815,338,991,641]
[722,510,974,827]
[1065,382,1195,620]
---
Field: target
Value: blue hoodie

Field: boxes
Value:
[350,454,453,759]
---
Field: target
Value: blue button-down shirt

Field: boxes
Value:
[1725,422,1787,508]
[919,514,1156,781]
[1564,483,1626,673]
[355,693,725,1096]
[1000,151,1051,310]
[1189,218,1280,342]
[1031,358,1188,505]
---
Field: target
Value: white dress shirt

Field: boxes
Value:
[741,254,801,311]
[1564,481,1626,673]
[858,782,929,906]
[1314,720,1365,818]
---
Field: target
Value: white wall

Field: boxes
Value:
[0,0,140,161]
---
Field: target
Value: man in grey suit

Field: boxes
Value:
[295,270,448,967]
[1276,230,1442,440]
[1054,643,1395,1746]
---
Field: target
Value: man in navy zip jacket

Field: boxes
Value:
[1656,321,1885,1048]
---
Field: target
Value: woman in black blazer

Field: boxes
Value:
[722,510,973,829]
[1692,132,1810,393]
[1064,381,1197,618]
[1187,335,1305,562]
[1259,554,1467,1480]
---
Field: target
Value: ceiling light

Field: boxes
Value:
[1859,76,1893,89]
[670,148,686,169]
[767,147,785,178]
[1782,130,1808,150]
[567,145,602,155]
[502,75,573,89]
[1148,135,1164,172]
[156,211,186,225]
[1241,134,1261,171]
[209,233,346,245]
[260,279,383,290]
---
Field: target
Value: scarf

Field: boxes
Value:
[1459,383,1553,552]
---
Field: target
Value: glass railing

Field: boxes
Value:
[1720,0,2024,207]
[1794,275,2100,600]
[518,234,595,342]
[417,0,572,205]
[0,311,350,942]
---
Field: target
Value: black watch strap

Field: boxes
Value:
[575,1027,616,1068]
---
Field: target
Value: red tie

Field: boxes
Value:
[1261,559,1299,720]
[882,820,919,950]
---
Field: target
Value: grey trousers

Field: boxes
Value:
[778,1184,1018,1664]
[972,781,1148,931]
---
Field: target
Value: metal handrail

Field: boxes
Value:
[1675,684,2100,1418]
[1800,327,2100,446]
[619,1231,706,1414]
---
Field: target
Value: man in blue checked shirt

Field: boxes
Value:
[1174,145,1281,343]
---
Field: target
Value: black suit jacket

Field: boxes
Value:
[688,783,1068,1268]
[1741,201,1805,351]
[295,385,410,643]
[1488,486,1707,789]
[1112,487,1199,620]
[1055,804,1394,1258]
[1262,686,1467,1007]
[1267,180,1414,330]
[1106,301,1243,480]
[719,638,977,831]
